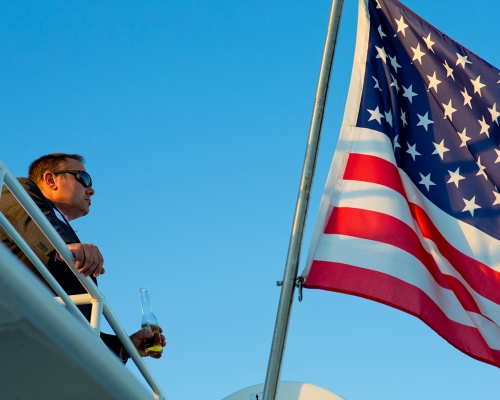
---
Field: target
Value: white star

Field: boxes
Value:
[419,173,436,191]
[461,87,472,109]
[422,33,436,53]
[462,196,481,217]
[411,43,426,65]
[368,106,384,124]
[372,76,382,91]
[388,54,402,73]
[457,127,470,147]
[476,156,488,180]
[432,139,450,160]
[385,109,393,127]
[442,99,457,121]
[488,103,500,125]
[456,53,472,69]
[470,75,486,97]
[447,168,465,188]
[393,135,401,150]
[402,84,418,103]
[426,71,441,93]
[495,149,500,163]
[416,112,434,131]
[442,60,455,80]
[375,46,387,63]
[390,74,400,93]
[400,108,408,127]
[406,142,421,161]
[493,191,500,206]
[395,15,409,36]
[378,25,387,39]
[478,116,490,138]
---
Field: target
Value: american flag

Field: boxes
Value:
[302,0,500,366]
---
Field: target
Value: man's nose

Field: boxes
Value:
[87,187,95,196]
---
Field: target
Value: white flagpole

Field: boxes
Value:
[262,1,345,399]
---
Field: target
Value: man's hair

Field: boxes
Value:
[28,153,85,184]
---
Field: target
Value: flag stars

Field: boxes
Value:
[476,156,488,180]
[426,71,441,93]
[395,15,409,36]
[493,191,500,206]
[378,25,387,39]
[456,53,472,68]
[442,99,457,121]
[393,135,401,150]
[442,60,455,80]
[400,108,408,127]
[411,43,426,65]
[390,74,400,93]
[372,76,382,91]
[488,103,500,125]
[478,116,490,137]
[367,106,384,124]
[422,33,436,53]
[419,173,436,191]
[385,109,393,127]
[470,75,486,97]
[432,139,450,160]
[402,84,418,103]
[457,127,470,147]
[495,149,500,163]
[417,112,434,131]
[461,87,472,109]
[462,196,481,216]
[447,168,465,188]
[389,54,402,73]
[406,142,421,161]
[375,46,387,63]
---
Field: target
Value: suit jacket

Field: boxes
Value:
[0,178,123,356]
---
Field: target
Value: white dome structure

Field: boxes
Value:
[222,381,345,400]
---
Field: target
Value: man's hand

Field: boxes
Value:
[123,327,167,359]
[66,243,105,278]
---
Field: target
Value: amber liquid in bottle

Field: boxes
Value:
[140,287,163,356]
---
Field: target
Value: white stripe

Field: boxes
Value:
[331,179,500,322]
[424,238,500,325]
[336,180,414,227]
[351,127,500,270]
[314,234,500,349]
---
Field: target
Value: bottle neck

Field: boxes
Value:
[141,290,153,315]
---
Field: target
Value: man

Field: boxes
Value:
[0,153,165,361]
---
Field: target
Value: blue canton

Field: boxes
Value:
[356,0,500,240]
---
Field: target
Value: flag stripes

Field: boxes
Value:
[306,261,500,365]
[306,127,500,364]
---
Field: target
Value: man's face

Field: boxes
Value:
[50,158,95,221]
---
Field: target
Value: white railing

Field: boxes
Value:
[0,159,167,400]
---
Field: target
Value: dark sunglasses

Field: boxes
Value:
[52,170,93,188]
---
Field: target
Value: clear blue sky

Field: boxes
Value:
[2,1,500,399]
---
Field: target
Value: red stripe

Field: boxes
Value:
[409,203,500,305]
[305,260,500,367]
[344,153,406,198]
[343,152,500,304]
[324,207,485,316]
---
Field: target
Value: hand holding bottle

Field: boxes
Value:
[140,287,164,357]
[127,326,166,359]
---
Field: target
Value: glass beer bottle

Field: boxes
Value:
[140,287,163,356]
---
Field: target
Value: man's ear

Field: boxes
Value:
[42,172,58,190]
